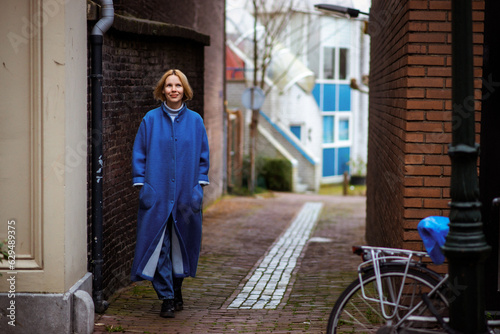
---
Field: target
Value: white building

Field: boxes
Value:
[226,0,370,190]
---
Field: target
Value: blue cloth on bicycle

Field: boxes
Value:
[417,216,450,265]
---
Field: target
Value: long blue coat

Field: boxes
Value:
[130,103,209,281]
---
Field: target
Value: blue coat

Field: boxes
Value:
[130,103,209,281]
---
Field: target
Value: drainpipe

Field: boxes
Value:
[91,0,114,314]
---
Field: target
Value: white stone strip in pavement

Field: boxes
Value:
[227,201,323,309]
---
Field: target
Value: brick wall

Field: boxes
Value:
[86,0,223,298]
[113,0,198,28]
[367,0,484,252]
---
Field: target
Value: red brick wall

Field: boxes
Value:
[367,0,484,252]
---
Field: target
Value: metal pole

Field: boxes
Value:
[442,0,490,332]
[90,34,109,314]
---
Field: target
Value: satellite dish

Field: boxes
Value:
[242,87,265,110]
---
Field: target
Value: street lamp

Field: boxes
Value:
[314,4,369,18]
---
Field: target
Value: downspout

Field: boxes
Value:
[91,0,114,314]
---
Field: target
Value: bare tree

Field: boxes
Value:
[248,0,301,193]
[228,0,370,192]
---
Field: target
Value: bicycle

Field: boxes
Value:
[326,217,500,333]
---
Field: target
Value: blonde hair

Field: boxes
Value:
[153,69,193,102]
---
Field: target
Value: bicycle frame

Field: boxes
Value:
[356,246,449,325]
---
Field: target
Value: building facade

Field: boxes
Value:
[366,0,484,253]
[309,13,370,182]
[226,0,370,190]
[367,0,500,310]
[0,1,92,332]
[0,0,225,332]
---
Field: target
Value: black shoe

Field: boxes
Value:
[160,299,175,318]
[174,290,183,311]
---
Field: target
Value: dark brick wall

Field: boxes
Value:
[112,0,199,28]
[87,1,219,298]
[104,0,226,207]
[367,0,484,252]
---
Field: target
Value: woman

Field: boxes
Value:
[131,69,210,318]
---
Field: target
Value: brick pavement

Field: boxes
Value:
[93,192,366,333]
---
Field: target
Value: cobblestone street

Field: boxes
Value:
[94,192,366,333]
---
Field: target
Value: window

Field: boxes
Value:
[339,48,349,80]
[323,115,350,144]
[290,125,301,140]
[322,47,349,81]
[323,47,335,80]
[323,116,334,143]
[339,118,349,141]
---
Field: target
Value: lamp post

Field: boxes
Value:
[441,0,490,332]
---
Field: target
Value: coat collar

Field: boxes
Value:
[161,102,187,120]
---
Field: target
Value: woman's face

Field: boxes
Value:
[163,75,184,109]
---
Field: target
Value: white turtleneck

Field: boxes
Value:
[163,102,183,121]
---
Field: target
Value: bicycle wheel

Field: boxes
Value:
[327,265,450,334]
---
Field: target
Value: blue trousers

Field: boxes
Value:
[152,217,174,300]
[152,217,183,300]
